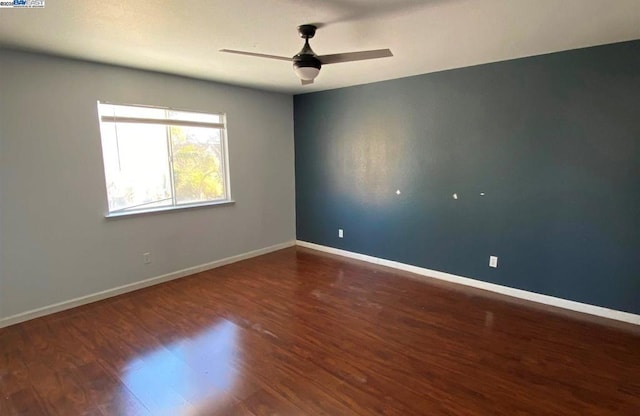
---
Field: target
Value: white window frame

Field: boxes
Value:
[97,101,233,218]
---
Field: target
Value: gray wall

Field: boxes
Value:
[0,50,295,320]
[294,40,640,314]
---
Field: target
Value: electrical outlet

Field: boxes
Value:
[143,252,151,264]
[489,256,498,268]
[338,229,344,238]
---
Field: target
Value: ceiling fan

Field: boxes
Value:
[220,24,393,85]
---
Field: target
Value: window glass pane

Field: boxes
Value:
[170,125,225,205]
[97,102,229,215]
[100,122,172,211]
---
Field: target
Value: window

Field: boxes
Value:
[97,102,231,216]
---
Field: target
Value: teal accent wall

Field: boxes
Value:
[294,40,640,314]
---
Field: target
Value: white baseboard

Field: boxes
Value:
[296,240,640,326]
[0,240,295,329]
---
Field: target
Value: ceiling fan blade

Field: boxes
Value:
[301,79,314,85]
[219,49,291,62]
[318,49,393,65]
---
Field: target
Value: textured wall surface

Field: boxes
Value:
[0,50,295,319]
[294,40,640,314]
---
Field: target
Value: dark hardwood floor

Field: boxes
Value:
[1,247,639,415]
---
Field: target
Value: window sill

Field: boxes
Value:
[104,200,235,219]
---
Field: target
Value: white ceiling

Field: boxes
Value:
[1,0,639,94]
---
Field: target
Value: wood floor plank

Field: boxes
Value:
[0,247,638,415]
[241,388,304,416]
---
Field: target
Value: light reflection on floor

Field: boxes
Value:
[120,320,239,415]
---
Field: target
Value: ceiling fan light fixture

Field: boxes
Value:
[294,65,320,81]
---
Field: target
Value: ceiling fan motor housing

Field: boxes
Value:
[293,54,321,81]
[293,54,321,70]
